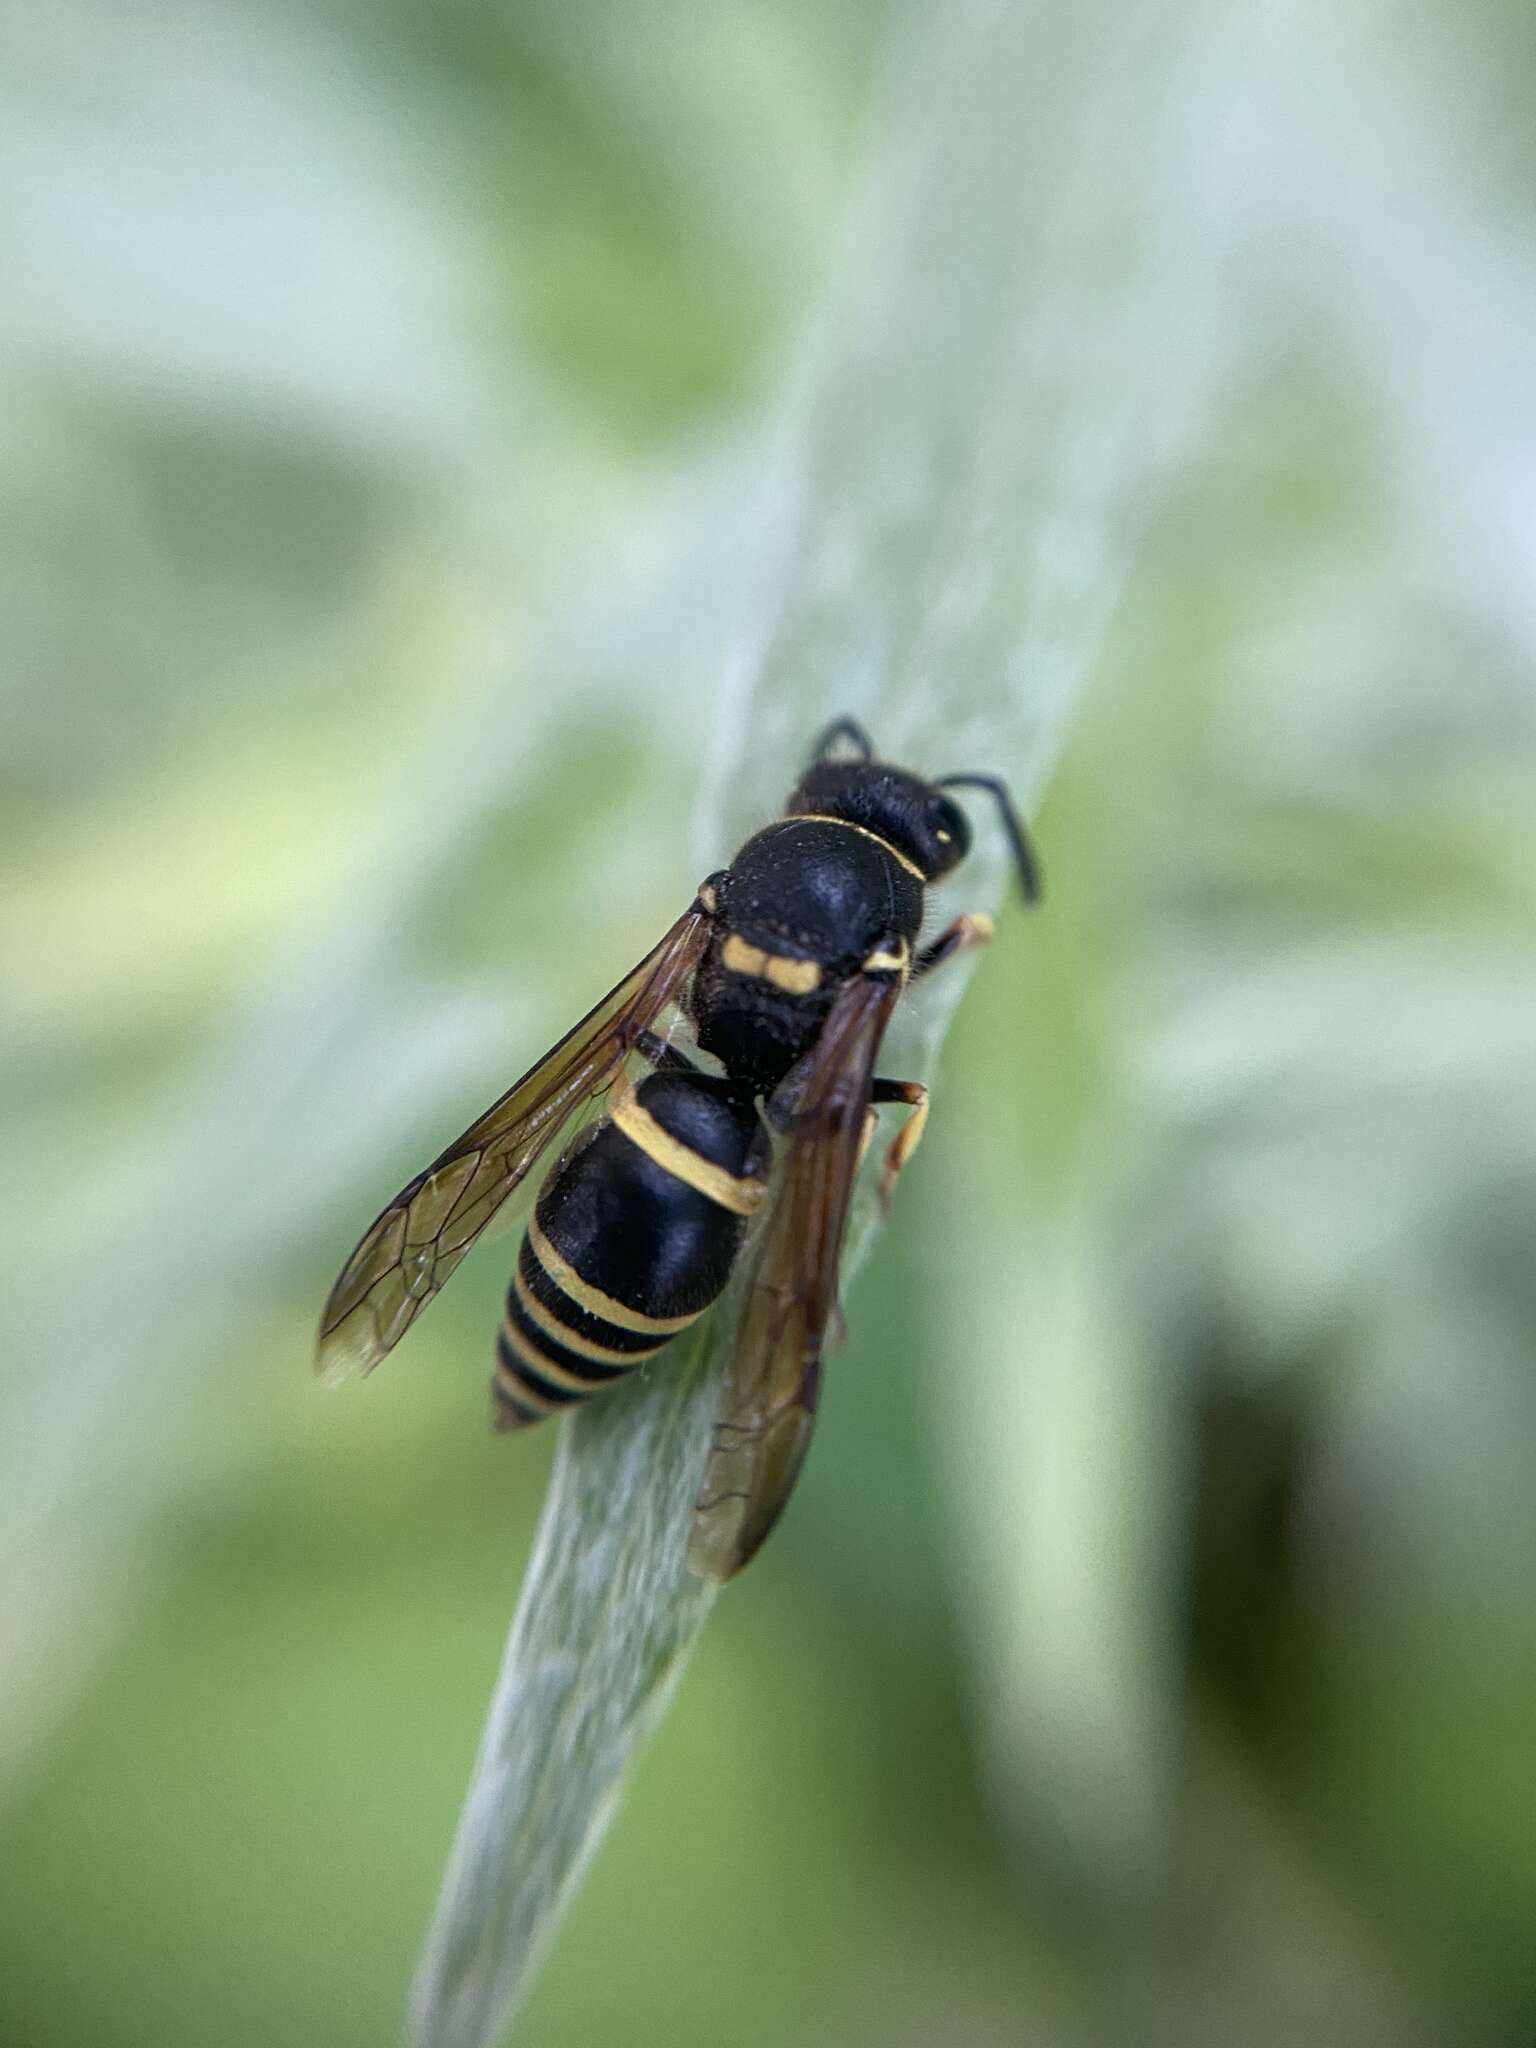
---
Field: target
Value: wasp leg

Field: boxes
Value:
[913,912,994,980]
[868,1077,929,1211]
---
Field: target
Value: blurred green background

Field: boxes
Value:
[4,1,1536,2044]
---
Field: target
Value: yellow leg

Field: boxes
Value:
[913,911,994,979]
[870,1081,929,1211]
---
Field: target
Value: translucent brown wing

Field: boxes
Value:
[689,968,903,1582]
[315,895,714,1383]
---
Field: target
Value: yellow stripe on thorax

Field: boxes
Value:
[528,1215,699,1335]
[611,1095,766,1216]
[782,812,926,882]
[719,932,823,996]
[861,935,912,977]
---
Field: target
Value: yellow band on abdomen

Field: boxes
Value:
[512,1262,660,1363]
[611,1095,766,1217]
[528,1215,700,1336]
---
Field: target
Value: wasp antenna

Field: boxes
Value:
[810,717,875,765]
[936,773,1042,902]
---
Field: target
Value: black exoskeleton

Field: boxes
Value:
[316,715,1041,1578]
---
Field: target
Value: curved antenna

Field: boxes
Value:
[936,773,1042,902]
[810,717,875,764]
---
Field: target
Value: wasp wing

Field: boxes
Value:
[315,896,713,1383]
[689,968,903,1582]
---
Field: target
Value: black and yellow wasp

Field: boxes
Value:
[316,719,1039,1579]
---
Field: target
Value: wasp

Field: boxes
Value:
[316,718,1040,1579]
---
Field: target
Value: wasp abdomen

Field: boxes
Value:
[492,1071,764,1428]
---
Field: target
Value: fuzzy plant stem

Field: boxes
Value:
[408,1,1240,2040]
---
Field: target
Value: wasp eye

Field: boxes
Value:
[923,793,970,871]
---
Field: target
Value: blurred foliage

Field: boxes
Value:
[4,2,1536,2047]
